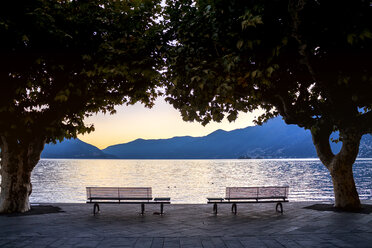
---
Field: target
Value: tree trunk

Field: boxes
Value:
[312,127,361,210]
[329,157,360,209]
[0,136,45,213]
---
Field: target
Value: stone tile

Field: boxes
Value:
[134,237,153,248]
[74,239,101,248]
[274,238,302,248]
[164,238,180,248]
[180,237,203,248]
[260,238,286,248]
[210,238,228,248]
[99,237,137,248]
[200,238,216,248]
[222,239,244,248]
[239,237,267,248]
[0,239,12,246]
[150,238,164,248]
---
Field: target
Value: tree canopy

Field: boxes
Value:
[164,0,372,129]
[163,0,372,209]
[0,0,163,144]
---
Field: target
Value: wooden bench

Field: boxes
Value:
[86,187,171,215]
[207,186,289,214]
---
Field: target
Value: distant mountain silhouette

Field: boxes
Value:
[41,117,372,159]
[102,117,372,159]
[41,138,114,159]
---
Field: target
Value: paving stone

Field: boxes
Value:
[223,239,244,248]
[150,238,164,248]
[274,238,302,248]
[239,237,267,248]
[210,238,228,248]
[134,237,153,248]
[260,239,285,248]
[74,239,101,248]
[0,239,12,246]
[164,238,180,248]
[295,239,328,248]
[200,238,216,248]
[25,237,58,247]
[180,237,203,248]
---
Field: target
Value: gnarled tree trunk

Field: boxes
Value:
[312,127,361,210]
[0,136,45,213]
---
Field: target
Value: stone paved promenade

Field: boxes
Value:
[1,201,372,248]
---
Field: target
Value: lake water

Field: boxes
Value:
[27,158,372,204]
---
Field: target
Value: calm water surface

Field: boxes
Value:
[28,159,372,204]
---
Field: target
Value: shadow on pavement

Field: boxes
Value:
[304,204,372,214]
[1,205,64,217]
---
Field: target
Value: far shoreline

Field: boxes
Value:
[38,157,372,160]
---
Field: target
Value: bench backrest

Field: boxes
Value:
[225,186,289,199]
[86,187,152,200]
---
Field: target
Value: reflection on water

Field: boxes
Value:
[26,159,372,203]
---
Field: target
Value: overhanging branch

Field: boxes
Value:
[357,111,372,134]
[273,94,314,128]
[311,123,335,167]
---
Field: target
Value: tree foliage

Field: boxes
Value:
[0,0,163,144]
[164,0,372,132]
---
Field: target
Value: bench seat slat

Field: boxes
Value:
[86,187,152,199]
[226,186,288,199]
[86,201,171,204]
[208,200,289,204]
[225,197,287,200]
[88,197,152,201]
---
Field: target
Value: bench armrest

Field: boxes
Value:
[154,197,171,202]
[207,197,224,202]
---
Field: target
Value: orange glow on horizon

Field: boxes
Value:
[78,97,262,149]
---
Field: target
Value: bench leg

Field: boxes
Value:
[93,203,100,215]
[213,203,218,214]
[276,202,283,214]
[231,203,237,215]
[141,203,145,215]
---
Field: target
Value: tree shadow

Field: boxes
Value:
[304,204,372,214]
[1,205,64,217]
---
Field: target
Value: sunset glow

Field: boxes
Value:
[78,97,262,149]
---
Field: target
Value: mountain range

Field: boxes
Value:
[41,117,372,159]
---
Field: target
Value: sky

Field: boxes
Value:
[78,97,262,149]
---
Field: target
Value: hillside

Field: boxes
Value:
[102,118,372,159]
[41,138,114,159]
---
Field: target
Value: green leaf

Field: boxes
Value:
[266,66,274,77]
[22,35,29,42]
[347,34,355,44]
[236,40,244,49]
